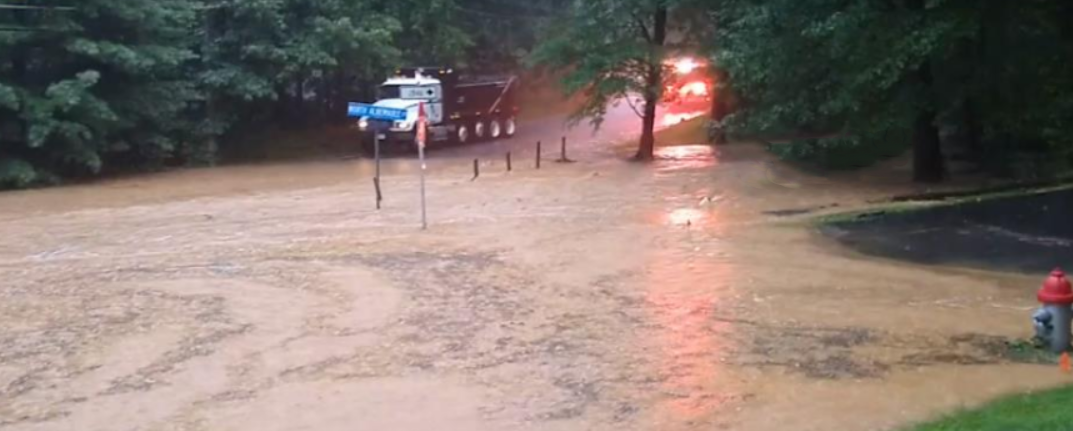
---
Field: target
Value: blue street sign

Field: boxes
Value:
[347,103,408,121]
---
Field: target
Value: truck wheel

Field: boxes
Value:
[489,119,502,140]
[455,124,471,144]
[474,121,487,141]
[504,116,517,137]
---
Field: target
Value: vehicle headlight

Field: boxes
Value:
[358,118,369,131]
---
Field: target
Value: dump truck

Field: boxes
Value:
[358,67,519,152]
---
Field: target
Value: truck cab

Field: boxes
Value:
[358,67,519,151]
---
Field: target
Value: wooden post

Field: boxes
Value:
[559,136,568,162]
[506,152,512,172]
[373,177,383,210]
[536,141,542,169]
[373,124,383,208]
[472,158,480,181]
[374,127,381,179]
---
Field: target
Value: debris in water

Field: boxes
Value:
[698,195,723,206]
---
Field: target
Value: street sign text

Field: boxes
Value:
[347,103,408,121]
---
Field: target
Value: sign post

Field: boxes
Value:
[416,102,428,230]
[373,123,382,209]
[348,103,408,210]
[374,126,381,178]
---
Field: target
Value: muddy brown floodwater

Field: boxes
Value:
[0,123,1066,430]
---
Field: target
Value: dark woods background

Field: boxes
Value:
[0,0,569,187]
[2,0,1072,187]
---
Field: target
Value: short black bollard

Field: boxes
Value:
[373,177,383,210]
[557,136,572,163]
[536,141,542,169]
[472,158,480,181]
[506,151,512,172]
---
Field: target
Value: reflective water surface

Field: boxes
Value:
[0,104,1063,431]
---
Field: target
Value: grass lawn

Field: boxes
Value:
[655,116,707,146]
[611,116,709,158]
[904,385,1073,431]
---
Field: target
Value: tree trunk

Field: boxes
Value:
[637,88,658,160]
[963,98,981,154]
[635,6,667,161]
[11,6,29,147]
[709,69,730,144]
[274,84,290,124]
[294,76,305,125]
[907,0,944,182]
[202,7,218,153]
[912,108,944,182]
[911,60,944,182]
[1060,1,1073,40]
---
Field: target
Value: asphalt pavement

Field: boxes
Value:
[823,188,1073,273]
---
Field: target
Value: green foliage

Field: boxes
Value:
[0,82,17,110]
[455,0,570,71]
[531,0,662,127]
[718,0,951,132]
[903,383,1073,431]
[0,0,481,187]
[0,0,202,181]
[715,0,1073,179]
[387,0,470,65]
[532,1,676,161]
[769,134,909,171]
[0,158,40,188]
[531,0,717,158]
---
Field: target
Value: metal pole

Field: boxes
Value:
[374,131,381,180]
[506,152,512,172]
[374,129,382,209]
[561,136,567,161]
[472,159,480,181]
[418,142,428,230]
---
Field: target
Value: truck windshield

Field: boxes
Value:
[378,85,401,99]
[378,84,439,100]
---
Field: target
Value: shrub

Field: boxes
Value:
[768,129,909,171]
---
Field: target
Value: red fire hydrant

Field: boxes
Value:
[1035,269,1073,352]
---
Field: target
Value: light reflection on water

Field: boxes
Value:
[644,246,734,421]
[666,208,706,227]
[654,145,717,173]
[643,203,735,422]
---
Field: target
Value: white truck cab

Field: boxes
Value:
[358,67,519,151]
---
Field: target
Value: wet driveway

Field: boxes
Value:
[823,188,1073,273]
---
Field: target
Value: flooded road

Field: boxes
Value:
[0,108,1063,430]
[0,102,693,219]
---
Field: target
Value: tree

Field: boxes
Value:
[0,0,483,188]
[716,0,963,181]
[199,0,406,128]
[0,0,203,187]
[387,0,470,66]
[532,0,682,160]
[935,0,1073,178]
[714,0,1073,182]
[453,0,571,72]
